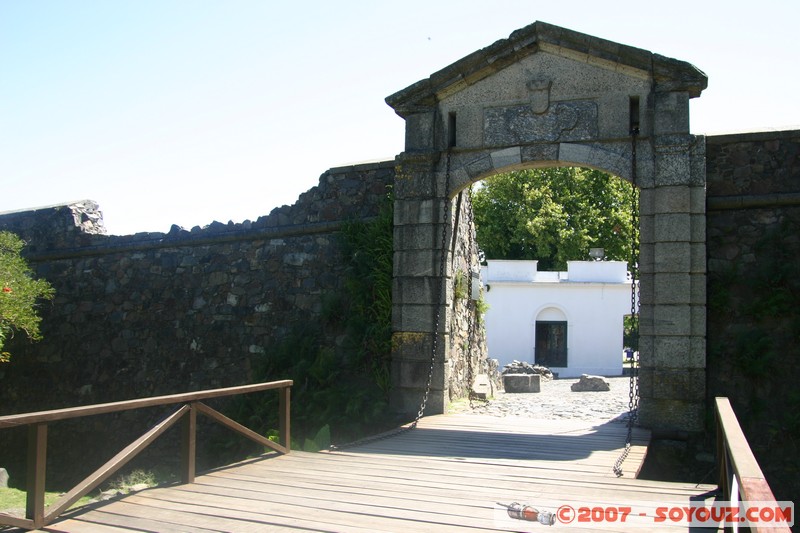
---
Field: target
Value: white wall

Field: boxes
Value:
[483,260,632,377]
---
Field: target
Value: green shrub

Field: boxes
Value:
[0,231,55,360]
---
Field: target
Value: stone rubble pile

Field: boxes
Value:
[501,360,554,381]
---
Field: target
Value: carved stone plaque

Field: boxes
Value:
[484,101,598,145]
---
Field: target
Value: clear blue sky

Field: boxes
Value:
[2,1,798,235]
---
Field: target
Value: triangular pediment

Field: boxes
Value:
[386,21,707,118]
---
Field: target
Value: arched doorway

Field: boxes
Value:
[387,21,707,433]
[534,307,568,369]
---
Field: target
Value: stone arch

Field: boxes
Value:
[446,143,635,197]
[387,21,707,433]
[535,305,568,323]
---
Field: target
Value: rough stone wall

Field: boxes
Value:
[0,160,393,485]
[705,129,800,502]
[446,188,489,402]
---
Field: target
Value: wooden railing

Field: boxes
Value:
[0,379,292,530]
[715,396,792,532]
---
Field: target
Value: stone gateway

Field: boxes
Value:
[387,21,707,432]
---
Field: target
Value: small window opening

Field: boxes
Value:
[447,112,457,148]
[629,96,640,135]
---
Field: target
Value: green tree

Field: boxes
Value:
[472,167,636,270]
[0,231,55,361]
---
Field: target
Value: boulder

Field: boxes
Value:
[0,467,8,488]
[501,360,553,380]
[472,373,492,400]
[570,374,610,392]
[503,373,541,393]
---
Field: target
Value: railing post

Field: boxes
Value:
[26,423,47,528]
[279,386,291,453]
[716,407,725,497]
[181,402,197,484]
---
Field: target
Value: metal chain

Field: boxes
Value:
[613,128,640,477]
[413,150,453,427]
[465,301,476,408]
[464,185,476,408]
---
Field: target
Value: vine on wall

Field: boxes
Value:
[224,191,395,453]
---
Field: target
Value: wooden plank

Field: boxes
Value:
[214,464,690,507]
[41,517,145,532]
[25,422,47,527]
[347,428,642,444]
[195,401,287,454]
[129,488,507,533]
[279,386,291,453]
[715,398,786,511]
[56,506,225,533]
[94,500,272,532]
[0,379,292,427]
[41,412,719,532]
[331,438,651,463]
[143,474,700,533]
[321,434,649,475]
[181,402,197,484]
[219,460,704,501]
[129,490,382,533]
[235,452,621,487]
[199,460,704,506]
[0,512,35,530]
[231,452,658,493]
[716,397,765,481]
[214,454,712,498]
[195,469,669,514]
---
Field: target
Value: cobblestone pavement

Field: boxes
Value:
[450,376,635,422]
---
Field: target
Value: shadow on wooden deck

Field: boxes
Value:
[340,417,644,463]
[21,414,719,532]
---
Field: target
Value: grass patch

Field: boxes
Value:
[106,469,158,495]
[0,469,160,520]
[0,487,94,517]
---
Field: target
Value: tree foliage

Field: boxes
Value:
[472,167,636,270]
[0,231,55,360]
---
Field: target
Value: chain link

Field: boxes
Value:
[464,185,476,408]
[613,129,640,477]
[414,150,453,427]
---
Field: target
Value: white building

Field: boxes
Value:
[481,259,634,378]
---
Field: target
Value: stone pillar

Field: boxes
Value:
[390,150,450,416]
[637,90,706,432]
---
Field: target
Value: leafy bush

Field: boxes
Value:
[0,231,55,361]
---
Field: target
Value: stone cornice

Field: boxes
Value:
[386,21,708,118]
